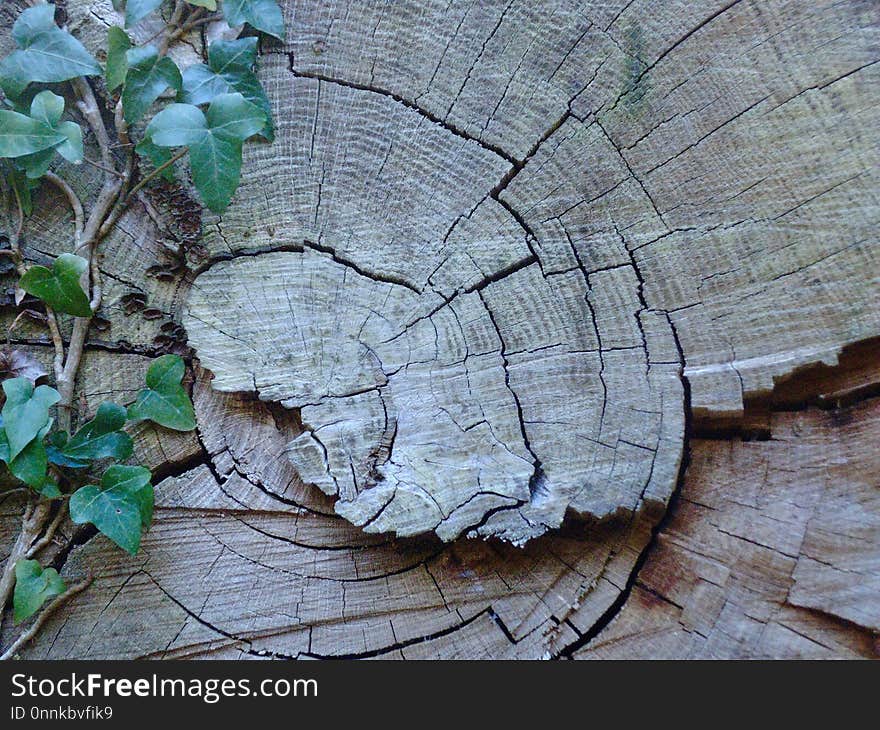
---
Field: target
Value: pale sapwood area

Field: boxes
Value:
[0,0,877,658]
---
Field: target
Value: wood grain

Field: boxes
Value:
[0,0,877,658]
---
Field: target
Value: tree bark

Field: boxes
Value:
[1,0,877,658]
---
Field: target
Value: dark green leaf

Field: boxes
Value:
[19,253,92,317]
[30,91,83,163]
[69,465,153,555]
[146,93,266,211]
[15,129,82,179]
[16,147,55,179]
[0,109,65,159]
[122,46,182,124]
[8,434,48,488]
[38,479,62,498]
[63,402,133,461]
[13,559,66,624]
[5,91,83,178]
[135,135,176,181]
[46,431,90,468]
[8,415,53,490]
[127,354,196,430]
[222,0,285,40]
[125,0,165,28]
[0,5,102,99]
[106,26,132,92]
[180,37,274,140]
[1,378,59,461]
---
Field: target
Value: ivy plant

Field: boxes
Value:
[0,0,283,658]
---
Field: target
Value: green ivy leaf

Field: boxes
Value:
[222,0,285,40]
[187,0,217,9]
[105,26,132,93]
[69,465,153,555]
[63,402,133,461]
[8,434,49,488]
[146,93,266,212]
[127,354,196,431]
[0,415,52,489]
[125,0,165,29]
[38,479,62,498]
[180,37,274,141]
[13,559,66,624]
[46,430,91,469]
[16,148,54,180]
[29,89,64,127]
[122,45,182,124]
[12,92,84,177]
[53,121,84,164]
[1,378,59,461]
[0,5,102,99]
[0,109,66,159]
[31,91,83,164]
[19,253,92,317]
[135,135,176,182]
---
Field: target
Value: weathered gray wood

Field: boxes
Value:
[186,0,877,541]
[185,54,684,544]
[3,367,661,659]
[1,0,877,658]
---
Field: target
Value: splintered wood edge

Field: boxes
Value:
[183,55,685,544]
[186,247,684,543]
[1,0,876,659]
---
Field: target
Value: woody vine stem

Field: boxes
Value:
[0,0,282,657]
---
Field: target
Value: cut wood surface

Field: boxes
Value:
[575,397,880,659]
[1,0,878,658]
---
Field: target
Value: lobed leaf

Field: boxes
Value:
[127,354,196,430]
[69,465,153,555]
[62,402,133,461]
[13,559,66,624]
[181,37,274,140]
[0,109,65,159]
[0,5,101,99]
[222,0,285,40]
[1,378,59,462]
[3,92,84,177]
[19,253,92,317]
[146,93,266,212]
[122,45,182,124]
[28,89,64,127]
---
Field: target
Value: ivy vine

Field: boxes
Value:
[0,0,283,658]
